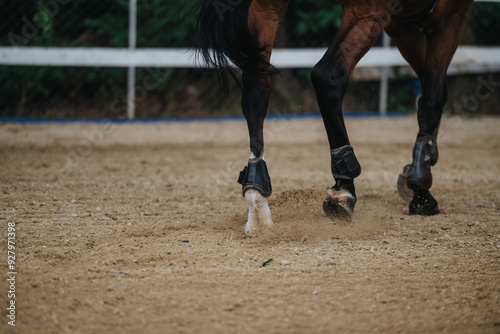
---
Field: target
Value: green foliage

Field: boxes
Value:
[475,3,500,45]
[286,0,342,47]
[0,0,198,116]
[137,0,198,47]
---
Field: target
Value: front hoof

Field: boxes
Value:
[409,186,440,216]
[323,188,356,222]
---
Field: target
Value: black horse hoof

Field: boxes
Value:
[409,186,440,216]
[323,200,352,222]
[323,187,355,223]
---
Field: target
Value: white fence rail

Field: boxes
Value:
[1,46,499,70]
[1,0,499,118]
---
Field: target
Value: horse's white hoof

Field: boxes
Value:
[244,189,273,234]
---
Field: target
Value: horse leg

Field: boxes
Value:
[311,6,386,221]
[239,73,274,234]
[387,5,470,215]
[385,20,427,203]
[238,0,289,234]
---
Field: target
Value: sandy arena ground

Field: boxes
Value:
[1,115,499,333]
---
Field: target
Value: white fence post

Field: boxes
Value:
[127,0,137,119]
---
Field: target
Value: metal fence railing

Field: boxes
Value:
[1,0,499,119]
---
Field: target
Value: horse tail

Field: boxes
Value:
[193,0,278,90]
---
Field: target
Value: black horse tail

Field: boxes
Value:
[193,0,278,91]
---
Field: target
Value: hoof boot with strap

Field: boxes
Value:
[407,133,438,191]
[238,159,272,197]
[330,145,361,179]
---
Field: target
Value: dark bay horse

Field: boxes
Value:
[194,0,473,233]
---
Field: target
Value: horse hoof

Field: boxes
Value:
[323,188,355,222]
[323,200,352,222]
[409,186,440,216]
[397,164,413,203]
[244,189,273,234]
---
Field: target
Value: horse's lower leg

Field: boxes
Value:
[407,94,442,215]
[236,0,289,234]
[311,7,385,220]
[239,73,274,234]
[406,11,469,215]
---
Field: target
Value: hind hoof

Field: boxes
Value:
[409,186,440,216]
[244,189,273,235]
[323,188,356,222]
[397,164,413,203]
